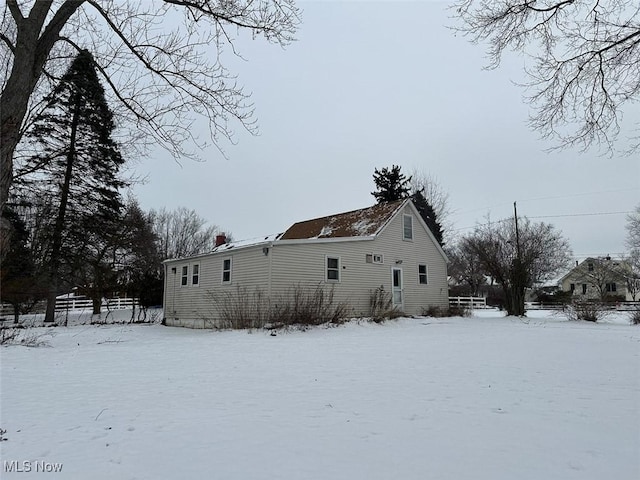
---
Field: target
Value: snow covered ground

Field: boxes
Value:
[1,310,638,479]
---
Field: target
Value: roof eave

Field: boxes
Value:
[275,236,376,246]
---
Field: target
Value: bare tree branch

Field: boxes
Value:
[452,0,640,153]
[0,0,300,218]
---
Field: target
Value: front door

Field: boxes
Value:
[392,267,403,309]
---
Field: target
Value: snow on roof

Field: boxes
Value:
[165,201,407,262]
[211,233,282,253]
[280,199,406,240]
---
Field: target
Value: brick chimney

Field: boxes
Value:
[215,233,227,247]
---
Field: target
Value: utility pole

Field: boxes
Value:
[514,201,521,260]
[513,201,524,316]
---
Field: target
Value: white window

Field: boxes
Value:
[192,264,200,286]
[327,257,340,282]
[222,258,232,283]
[181,265,188,286]
[606,283,617,292]
[403,214,413,240]
[418,264,428,285]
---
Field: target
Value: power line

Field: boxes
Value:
[451,187,638,217]
[452,210,632,232]
[529,211,632,220]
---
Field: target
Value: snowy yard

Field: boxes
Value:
[1,311,638,479]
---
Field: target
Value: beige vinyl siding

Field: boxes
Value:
[163,202,449,327]
[268,204,448,316]
[164,245,271,327]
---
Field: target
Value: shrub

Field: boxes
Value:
[628,305,640,325]
[422,305,470,317]
[447,305,472,317]
[0,327,53,347]
[368,286,403,323]
[207,286,269,330]
[207,285,350,330]
[562,301,609,322]
[270,285,350,328]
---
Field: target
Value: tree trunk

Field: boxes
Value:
[44,93,81,323]
[1,2,82,219]
[92,297,101,315]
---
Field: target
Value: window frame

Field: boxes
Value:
[326,256,341,283]
[418,264,428,285]
[191,263,200,287]
[366,253,384,264]
[222,258,232,284]
[403,214,413,241]
[181,265,189,287]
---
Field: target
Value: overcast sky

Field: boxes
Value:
[132,0,639,259]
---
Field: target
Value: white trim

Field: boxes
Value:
[391,267,403,308]
[403,214,414,241]
[180,265,189,287]
[418,263,428,285]
[326,255,341,283]
[191,263,200,287]
[222,257,232,284]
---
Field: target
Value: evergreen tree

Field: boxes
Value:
[371,165,412,203]
[18,50,126,323]
[0,208,45,322]
[119,199,164,313]
[412,190,444,247]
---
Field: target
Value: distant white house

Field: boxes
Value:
[559,257,638,301]
[163,199,449,328]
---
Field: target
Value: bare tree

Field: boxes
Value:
[464,217,572,315]
[452,0,640,153]
[0,0,300,217]
[624,204,640,300]
[150,206,228,259]
[446,239,487,296]
[626,204,640,251]
[408,168,452,243]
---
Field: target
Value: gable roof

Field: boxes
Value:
[558,256,630,284]
[280,199,405,240]
[164,198,448,263]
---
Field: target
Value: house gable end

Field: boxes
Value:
[375,200,449,263]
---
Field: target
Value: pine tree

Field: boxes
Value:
[18,50,126,323]
[371,165,412,203]
[120,199,164,313]
[0,208,44,322]
[412,190,444,247]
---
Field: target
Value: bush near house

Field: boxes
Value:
[207,285,350,330]
[368,286,403,323]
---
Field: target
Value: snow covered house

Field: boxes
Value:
[163,199,449,328]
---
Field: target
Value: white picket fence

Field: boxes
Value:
[449,296,488,309]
